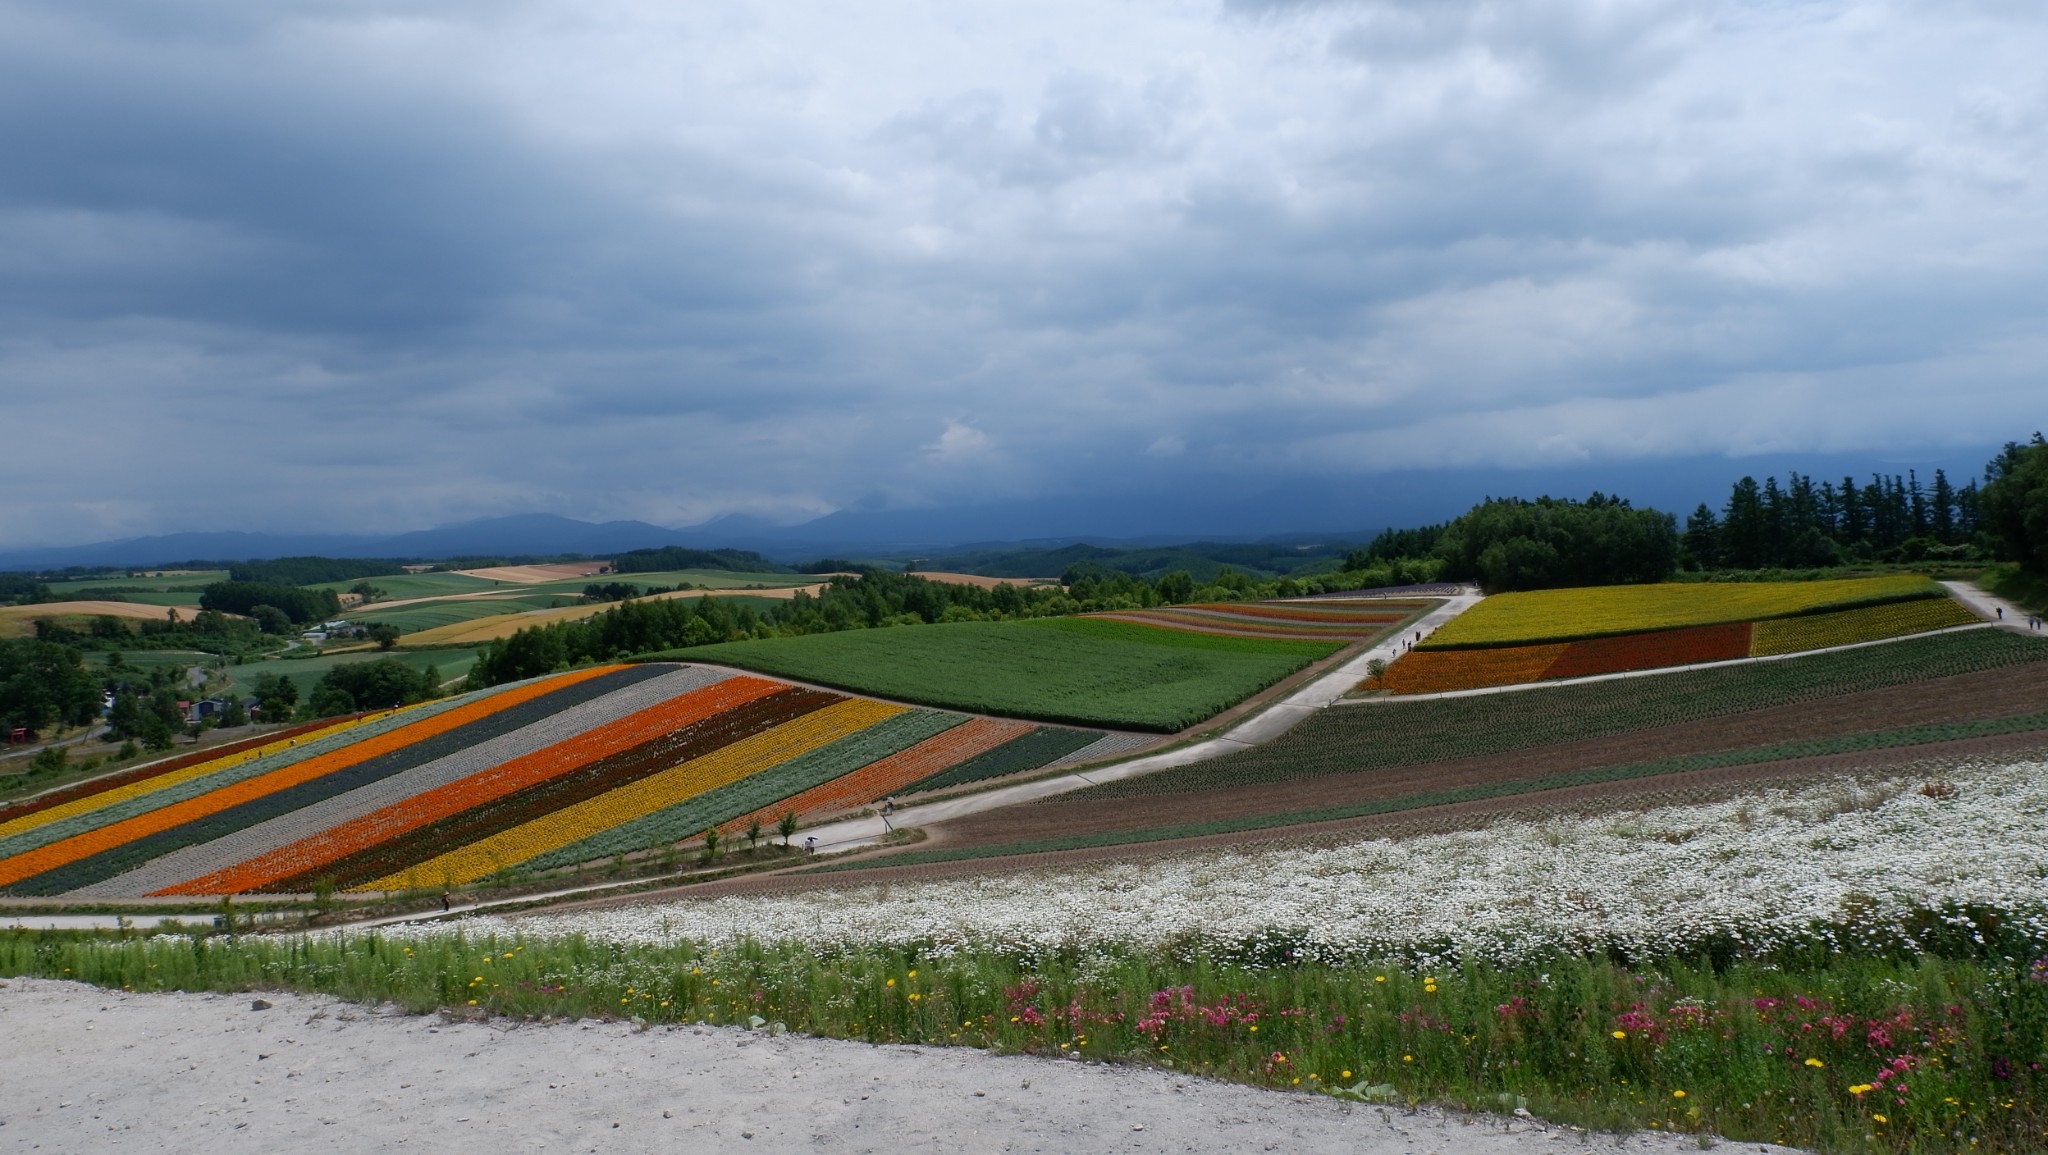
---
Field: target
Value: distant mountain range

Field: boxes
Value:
[0,510,1384,571]
[1,444,2002,570]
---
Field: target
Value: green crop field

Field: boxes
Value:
[350,595,573,632]
[309,572,496,598]
[1424,575,1944,649]
[44,570,228,596]
[226,647,480,700]
[1081,628,2048,799]
[89,590,207,608]
[646,617,1345,732]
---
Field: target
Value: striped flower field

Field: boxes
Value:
[0,664,1123,897]
[1377,588,1983,694]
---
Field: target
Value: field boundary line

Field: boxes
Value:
[1338,622,1997,705]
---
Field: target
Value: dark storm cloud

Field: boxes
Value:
[1,0,2044,546]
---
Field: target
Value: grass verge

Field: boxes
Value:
[4,919,2044,1153]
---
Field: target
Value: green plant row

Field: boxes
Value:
[517,709,970,871]
[5,922,2044,1154]
[900,725,1104,794]
[1087,629,2048,800]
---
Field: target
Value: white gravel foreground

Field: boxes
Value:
[0,978,1803,1155]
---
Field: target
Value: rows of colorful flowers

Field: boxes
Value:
[452,755,2048,965]
[140,666,748,896]
[1378,597,1985,695]
[1749,595,1980,656]
[0,663,1129,897]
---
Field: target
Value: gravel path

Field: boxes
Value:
[0,978,1804,1155]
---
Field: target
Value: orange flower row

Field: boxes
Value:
[1375,644,1570,695]
[0,666,622,889]
[721,716,1035,834]
[160,674,786,895]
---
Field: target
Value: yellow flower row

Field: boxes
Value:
[1425,576,1943,648]
[1749,596,1978,656]
[351,696,907,890]
[0,714,384,841]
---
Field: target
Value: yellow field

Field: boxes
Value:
[1422,576,1948,649]
[395,584,830,647]
[452,563,607,583]
[0,601,191,638]
[1749,596,1980,656]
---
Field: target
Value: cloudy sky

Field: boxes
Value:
[3,0,2044,547]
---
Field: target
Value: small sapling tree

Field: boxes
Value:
[777,811,799,847]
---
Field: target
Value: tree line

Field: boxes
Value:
[1680,468,1983,571]
[198,581,342,630]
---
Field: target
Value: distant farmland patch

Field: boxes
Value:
[0,601,202,638]
[453,563,607,583]
[398,587,829,647]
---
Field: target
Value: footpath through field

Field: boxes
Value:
[779,590,1484,856]
[1941,580,2042,632]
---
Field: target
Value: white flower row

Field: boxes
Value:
[72,667,735,898]
[434,755,2048,964]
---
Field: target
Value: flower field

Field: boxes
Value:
[1376,579,1981,694]
[1090,598,1432,642]
[1421,575,1944,649]
[0,663,1133,897]
[1749,595,1980,656]
[448,753,2048,964]
[1096,628,2048,800]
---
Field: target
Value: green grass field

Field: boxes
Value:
[1425,575,1944,649]
[646,617,1344,731]
[349,595,573,632]
[225,647,480,699]
[44,570,228,596]
[1078,628,2048,798]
